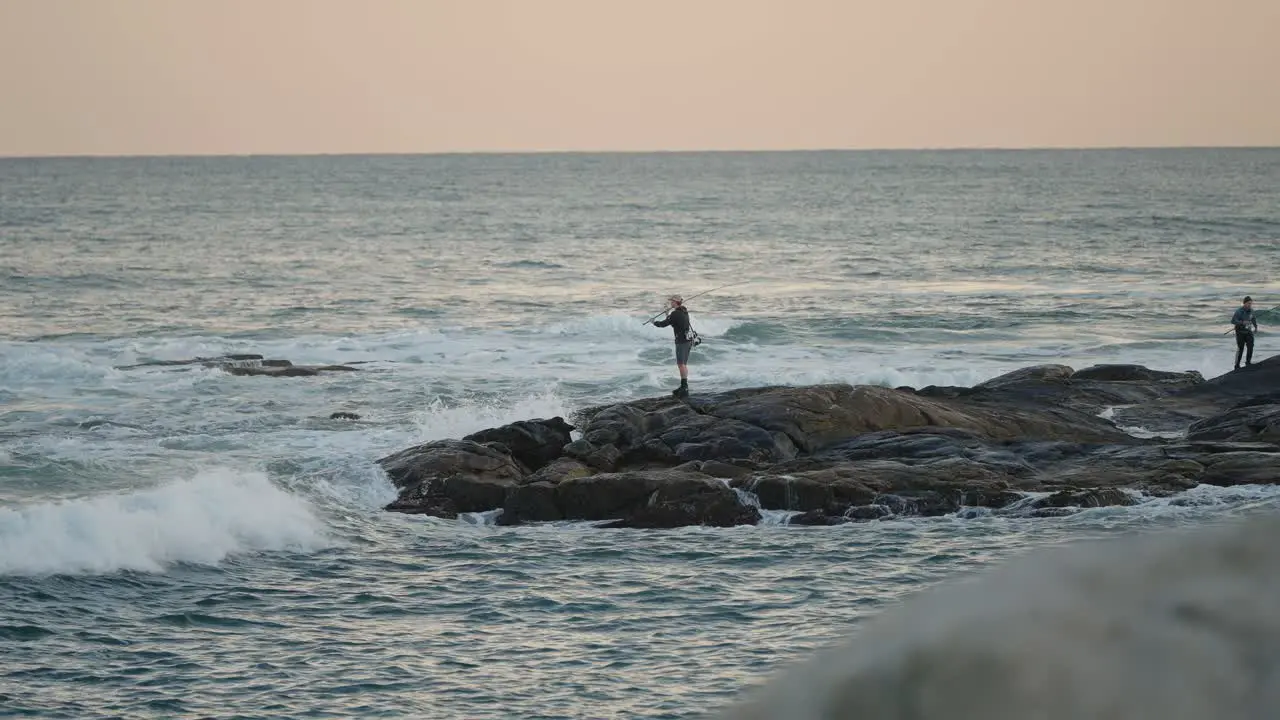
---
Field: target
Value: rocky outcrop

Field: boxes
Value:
[379,355,1280,528]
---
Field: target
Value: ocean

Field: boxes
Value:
[2,148,1279,718]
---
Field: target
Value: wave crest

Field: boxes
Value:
[0,468,330,576]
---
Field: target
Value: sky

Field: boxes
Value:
[2,0,1278,157]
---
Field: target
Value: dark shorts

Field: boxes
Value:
[675,340,692,365]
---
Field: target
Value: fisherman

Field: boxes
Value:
[1231,295,1259,370]
[652,294,696,397]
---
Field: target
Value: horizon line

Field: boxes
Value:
[2,143,1278,161]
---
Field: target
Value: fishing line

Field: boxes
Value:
[640,280,751,325]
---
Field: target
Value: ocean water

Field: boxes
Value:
[2,149,1279,719]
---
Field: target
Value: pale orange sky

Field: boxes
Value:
[2,0,1278,156]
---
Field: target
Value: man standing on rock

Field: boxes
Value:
[653,294,697,397]
[1232,295,1259,370]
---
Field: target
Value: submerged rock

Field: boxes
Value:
[113,354,361,377]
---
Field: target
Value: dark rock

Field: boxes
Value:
[498,482,562,525]
[697,460,756,480]
[613,476,762,529]
[553,469,759,528]
[1072,364,1204,384]
[221,362,360,377]
[618,438,682,468]
[114,353,265,370]
[1186,405,1280,444]
[786,510,853,526]
[1197,452,1280,487]
[845,504,894,520]
[463,417,575,472]
[525,457,595,485]
[577,400,797,466]
[735,469,878,515]
[973,364,1075,390]
[914,385,971,399]
[329,411,361,420]
[1034,487,1137,509]
[563,439,623,471]
[379,440,525,518]
[1164,441,1280,456]
[707,384,1130,452]
[553,470,671,521]
[1233,393,1280,410]
[656,414,798,464]
[1119,355,1280,429]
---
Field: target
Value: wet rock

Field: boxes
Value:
[845,504,895,520]
[222,362,360,377]
[786,510,853,526]
[1033,487,1137,509]
[577,399,798,466]
[563,439,623,471]
[329,411,361,420]
[114,353,361,377]
[113,353,265,370]
[735,468,878,515]
[553,469,759,528]
[696,460,756,480]
[1196,452,1280,487]
[1119,355,1280,428]
[1072,364,1204,384]
[463,417,575,472]
[1233,393,1280,410]
[973,364,1075,390]
[525,457,595,485]
[379,440,525,518]
[610,475,763,529]
[498,482,562,525]
[1186,404,1280,444]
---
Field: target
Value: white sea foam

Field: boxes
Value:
[715,510,1280,720]
[409,388,575,443]
[0,468,330,576]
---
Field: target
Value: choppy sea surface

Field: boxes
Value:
[2,149,1279,719]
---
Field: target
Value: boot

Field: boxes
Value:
[672,379,689,398]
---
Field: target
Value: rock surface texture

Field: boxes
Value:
[379,356,1280,528]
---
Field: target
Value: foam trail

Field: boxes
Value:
[0,468,330,576]
[714,511,1280,720]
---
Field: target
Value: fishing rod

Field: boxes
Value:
[641,280,751,325]
[1222,303,1276,334]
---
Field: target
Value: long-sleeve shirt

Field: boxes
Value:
[1232,306,1258,333]
[653,306,693,343]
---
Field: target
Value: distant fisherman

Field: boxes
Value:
[652,295,698,397]
[1231,295,1259,370]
